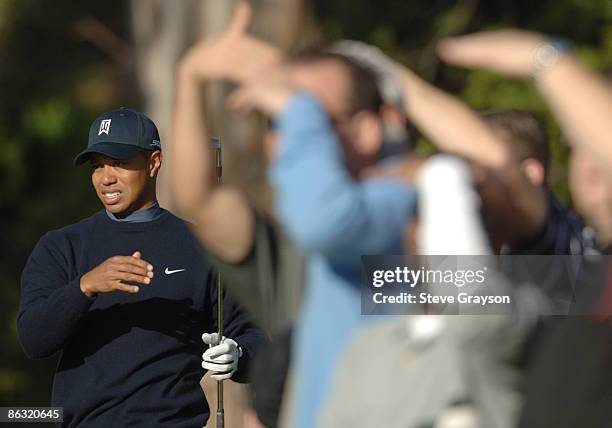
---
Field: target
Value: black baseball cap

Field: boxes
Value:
[74,108,162,165]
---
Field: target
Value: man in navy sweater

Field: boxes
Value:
[17,108,264,427]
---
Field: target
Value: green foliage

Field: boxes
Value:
[0,0,131,407]
[22,99,72,143]
[315,0,612,205]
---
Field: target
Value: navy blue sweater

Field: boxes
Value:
[18,209,264,427]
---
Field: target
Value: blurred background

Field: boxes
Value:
[2,0,612,413]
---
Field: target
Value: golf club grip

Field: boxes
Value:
[216,410,224,428]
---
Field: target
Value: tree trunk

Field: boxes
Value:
[131,0,197,209]
[131,2,319,427]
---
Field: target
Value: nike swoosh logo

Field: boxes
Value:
[165,268,186,275]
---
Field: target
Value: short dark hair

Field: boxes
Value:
[290,50,383,115]
[482,110,550,175]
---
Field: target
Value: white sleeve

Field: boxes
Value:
[417,155,492,255]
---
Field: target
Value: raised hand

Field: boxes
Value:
[180,0,281,84]
[79,251,154,297]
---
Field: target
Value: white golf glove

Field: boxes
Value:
[202,333,243,381]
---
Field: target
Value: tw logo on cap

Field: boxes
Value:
[98,119,112,136]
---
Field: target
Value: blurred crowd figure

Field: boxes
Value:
[171,2,612,427]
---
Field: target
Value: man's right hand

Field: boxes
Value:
[79,251,154,298]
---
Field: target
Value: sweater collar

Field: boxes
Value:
[106,201,163,223]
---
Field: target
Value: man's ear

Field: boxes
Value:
[520,158,545,186]
[350,111,383,156]
[149,150,163,178]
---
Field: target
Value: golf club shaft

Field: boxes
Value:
[214,138,224,428]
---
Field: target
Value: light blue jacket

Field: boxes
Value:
[270,94,417,428]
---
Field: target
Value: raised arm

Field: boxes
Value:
[398,66,511,169]
[170,1,280,262]
[390,60,547,241]
[438,29,612,180]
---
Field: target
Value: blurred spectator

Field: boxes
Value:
[436,29,612,258]
[438,27,612,427]
[438,29,612,205]
[569,147,612,251]
[230,50,417,427]
[482,110,550,187]
[320,155,545,428]
[172,4,417,427]
[482,110,599,255]
[244,330,293,428]
[171,2,303,341]
[363,42,597,257]
[171,4,302,426]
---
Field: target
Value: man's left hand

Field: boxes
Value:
[202,333,243,381]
